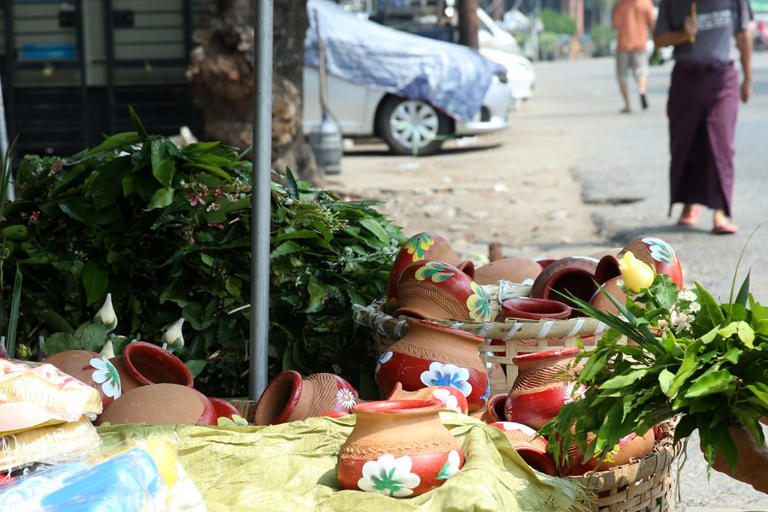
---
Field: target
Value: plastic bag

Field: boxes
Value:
[0,359,102,435]
[0,438,206,511]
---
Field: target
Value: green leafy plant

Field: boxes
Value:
[1,113,404,397]
[540,8,577,35]
[0,137,24,359]
[540,260,768,475]
[589,25,616,57]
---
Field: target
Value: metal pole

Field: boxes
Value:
[251,0,273,400]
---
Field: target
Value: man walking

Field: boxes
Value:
[612,0,656,112]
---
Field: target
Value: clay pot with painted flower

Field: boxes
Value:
[109,341,193,394]
[505,347,582,429]
[337,400,464,497]
[387,381,468,414]
[619,237,683,289]
[394,260,492,322]
[385,232,461,312]
[375,316,489,412]
[253,370,359,425]
[44,350,122,409]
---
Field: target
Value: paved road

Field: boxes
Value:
[527,54,768,510]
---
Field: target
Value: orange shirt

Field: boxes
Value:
[612,0,655,52]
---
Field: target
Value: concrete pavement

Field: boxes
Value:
[529,54,768,511]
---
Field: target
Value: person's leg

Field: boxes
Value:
[616,52,631,112]
[635,50,650,109]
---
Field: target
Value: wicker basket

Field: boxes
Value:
[569,420,680,512]
[353,299,613,396]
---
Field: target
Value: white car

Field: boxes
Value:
[303,68,512,156]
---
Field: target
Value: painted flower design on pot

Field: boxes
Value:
[437,450,462,480]
[415,261,456,283]
[375,351,393,374]
[466,282,492,322]
[336,388,357,410]
[89,357,121,400]
[404,233,436,262]
[420,362,472,397]
[357,454,421,497]
[642,237,676,264]
[431,388,461,413]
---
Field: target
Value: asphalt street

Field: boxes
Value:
[529,53,768,510]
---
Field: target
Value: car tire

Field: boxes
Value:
[376,96,451,156]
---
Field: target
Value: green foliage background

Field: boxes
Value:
[540,8,577,35]
[0,117,403,398]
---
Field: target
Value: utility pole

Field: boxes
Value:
[458,0,479,49]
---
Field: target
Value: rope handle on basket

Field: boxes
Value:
[352,301,608,341]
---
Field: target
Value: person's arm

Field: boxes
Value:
[708,425,768,494]
[654,17,696,47]
[736,30,753,103]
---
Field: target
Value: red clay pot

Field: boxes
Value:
[496,298,571,321]
[562,428,656,476]
[110,341,192,394]
[394,259,490,322]
[489,421,558,476]
[530,257,600,311]
[43,350,122,408]
[471,393,507,423]
[385,233,460,312]
[253,371,359,425]
[387,381,469,414]
[619,237,684,289]
[505,347,582,429]
[474,257,543,285]
[589,276,627,315]
[593,254,621,286]
[208,397,242,422]
[97,383,216,426]
[337,400,464,497]
[375,317,489,412]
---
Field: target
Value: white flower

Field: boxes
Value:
[678,289,697,302]
[162,318,185,351]
[100,339,115,359]
[431,388,462,414]
[94,293,118,332]
[375,351,393,374]
[357,454,420,497]
[437,450,462,480]
[688,302,701,313]
[89,357,121,399]
[420,362,472,397]
[336,388,357,410]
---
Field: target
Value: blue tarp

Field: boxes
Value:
[304,0,505,121]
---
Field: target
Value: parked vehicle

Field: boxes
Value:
[303,0,512,156]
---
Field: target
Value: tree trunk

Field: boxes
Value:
[187,0,321,184]
[458,0,480,49]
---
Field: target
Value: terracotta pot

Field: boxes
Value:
[110,341,192,394]
[496,298,571,321]
[394,259,491,322]
[385,233,459,312]
[375,317,489,412]
[562,428,655,476]
[530,257,600,312]
[387,381,468,414]
[43,350,122,408]
[209,397,242,422]
[619,237,684,289]
[471,393,507,423]
[489,421,557,476]
[317,410,351,418]
[505,347,582,429]
[97,383,216,426]
[593,254,621,287]
[474,258,543,285]
[253,371,359,425]
[589,276,626,315]
[337,400,464,497]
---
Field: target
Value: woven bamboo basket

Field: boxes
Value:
[352,295,614,397]
[568,420,680,512]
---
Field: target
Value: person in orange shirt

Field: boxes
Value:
[612,0,656,112]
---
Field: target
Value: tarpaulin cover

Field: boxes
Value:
[98,413,589,512]
[304,0,505,121]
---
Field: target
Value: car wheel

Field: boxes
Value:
[377,96,451,156]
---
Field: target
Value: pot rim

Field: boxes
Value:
[500,298,572,320]
[122,341,193,387]
[352,399,441,415]
[512,346,581,365]
[254,370,303,425]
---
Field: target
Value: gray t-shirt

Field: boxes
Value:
[655,0,752,62]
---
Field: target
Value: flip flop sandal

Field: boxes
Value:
[677,205,701,226]
[711,222,738,235]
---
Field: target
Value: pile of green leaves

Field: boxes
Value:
[540,271,768,474]
[0,112,404,397]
